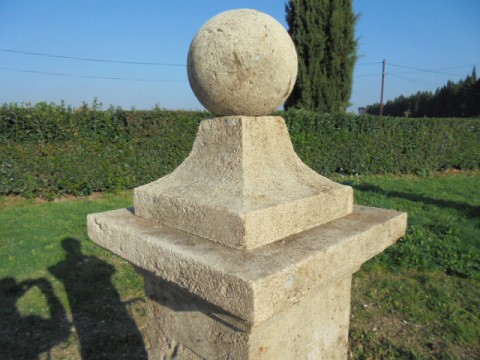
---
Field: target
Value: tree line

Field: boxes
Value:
[366,69,480,117]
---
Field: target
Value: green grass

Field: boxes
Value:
[0,192,147,359]
[0,172,479,359]
[337,171,480,359]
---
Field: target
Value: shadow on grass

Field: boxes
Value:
[48,238,147,360]
[0,277,70,360]
[346,182,480,219]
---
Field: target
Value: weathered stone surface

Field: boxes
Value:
[134,116,353,250]
[187,9,298,116]
[87,205,407,324]
[142,271,351,359]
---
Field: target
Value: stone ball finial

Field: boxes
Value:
[187,9,298,116]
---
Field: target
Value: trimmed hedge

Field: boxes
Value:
[1,102,479,198]
[284,110,480,175]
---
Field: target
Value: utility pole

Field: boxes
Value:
[380,59,386,116]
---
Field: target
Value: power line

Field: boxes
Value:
[0,67,188,82]
[355,72,379,78]
[389,69,465,77]
[356,61,478,78]
[358,60,479,108]
[399,62,478,71]
[356,61,383,66]
[3,47,477,75]
[389,62,478,76]
[388,73,439,88]
[0,48,186,67]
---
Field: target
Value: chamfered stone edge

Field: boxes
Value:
[87,205,407,323]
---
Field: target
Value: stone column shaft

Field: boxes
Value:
[143,271,352,359]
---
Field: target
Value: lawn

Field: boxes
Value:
[340,172,480,359]
[0,171,479,359]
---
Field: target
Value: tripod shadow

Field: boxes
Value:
[0,276,70,360]
[49,238,147,359]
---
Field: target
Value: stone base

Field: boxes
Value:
[87,205,407,359]
[142,270,351,360]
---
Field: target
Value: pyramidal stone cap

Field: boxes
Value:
[187,9,298,116]
[134,116,354,250]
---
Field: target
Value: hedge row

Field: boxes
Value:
[285,110,480,175]
[1,102,479,198]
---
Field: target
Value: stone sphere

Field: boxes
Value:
[187,9,298,116]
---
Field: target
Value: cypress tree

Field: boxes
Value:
[285,0,358,112]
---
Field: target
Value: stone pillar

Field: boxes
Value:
[87,9,407,359]
[141,271,353,359]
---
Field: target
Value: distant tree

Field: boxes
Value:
[285,0,358,112]
[366,69,480,117]
[459,67,477,117]
[415,91,433,117]
[467,68,480,116]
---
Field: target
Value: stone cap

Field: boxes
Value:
[87,205,407,323]
[134,116,353,249]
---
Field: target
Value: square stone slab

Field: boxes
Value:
[88,205,406,324]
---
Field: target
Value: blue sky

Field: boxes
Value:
[1,1,479,112]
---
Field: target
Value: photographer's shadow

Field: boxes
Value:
[0,276,69,360]
[49,238,147,359]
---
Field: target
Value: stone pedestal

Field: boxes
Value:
[88,191,406,359]
[87,10,407,359]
